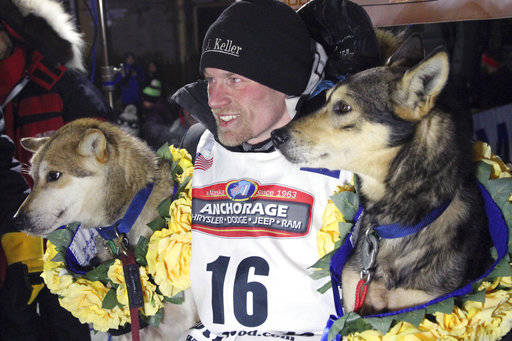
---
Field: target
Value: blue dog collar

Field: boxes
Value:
[62,183,154,274]
[96,182,155,240]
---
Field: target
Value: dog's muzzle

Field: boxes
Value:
[12,211,31,232]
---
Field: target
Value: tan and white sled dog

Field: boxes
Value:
[272,35,493,314]
[13,118,197,340]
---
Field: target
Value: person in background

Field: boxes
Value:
[116,103,140,137]
[0,2,111,181]
[139,79,183,150]
[0,0,111,339]
[146,60,162,86]
[475,49,512,110]
[114,52,145,106]
[167,99,197,148]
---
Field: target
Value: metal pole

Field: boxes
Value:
[97,0,115,108]
[176,0,187,84]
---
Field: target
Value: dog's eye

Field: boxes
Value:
[47,171,62,182]
[333,101,352,115]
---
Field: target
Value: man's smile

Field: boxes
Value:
[216,113,240,127]
[219,114,239,122]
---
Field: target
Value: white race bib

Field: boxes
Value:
[190,131,352,338]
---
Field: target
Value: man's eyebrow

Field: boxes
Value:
[204,72,238,79]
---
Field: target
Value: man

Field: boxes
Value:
[172,0,382,339]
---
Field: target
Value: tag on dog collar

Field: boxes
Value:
[65,225,98,274]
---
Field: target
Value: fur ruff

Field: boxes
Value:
[9,0,84,70]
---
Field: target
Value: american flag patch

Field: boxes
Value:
[195,153,213,171]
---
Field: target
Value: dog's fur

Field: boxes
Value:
[273,35,492,314]
[13,118,197,340]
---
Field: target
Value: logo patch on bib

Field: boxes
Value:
[226,179,258,201]
[192,179,313,238]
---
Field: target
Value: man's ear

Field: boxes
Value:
[386,33,425,68]
[78,128,108,163]
[394,47,450,122]
[20,136,50,153]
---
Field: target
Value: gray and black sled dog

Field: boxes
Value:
[272,34,493,314]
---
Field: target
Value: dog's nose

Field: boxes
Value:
[12,212,29,231]
[271,128,290,148]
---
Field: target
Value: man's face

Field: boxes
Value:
[204,67,289,146]
[0,30,13,60]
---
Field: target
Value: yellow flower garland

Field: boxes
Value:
[42,141,512,337]
[41,145,193,332]
[318,184,355,256]
[318,141,512,340]
[146,225,191,298]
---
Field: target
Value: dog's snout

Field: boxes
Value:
[271,128,290,148]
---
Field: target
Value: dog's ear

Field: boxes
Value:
[78,129,108,163]
[394,48,450,122]
[386,33,424,68]
[21,136,50,152]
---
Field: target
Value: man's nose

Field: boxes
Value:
[208,82,230,109]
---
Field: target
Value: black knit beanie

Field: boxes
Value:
[199,0,314,96]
